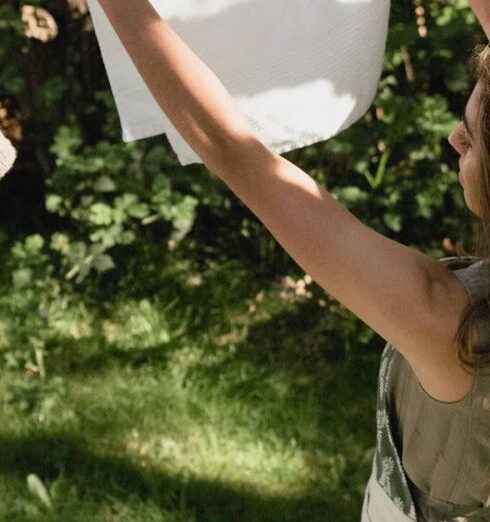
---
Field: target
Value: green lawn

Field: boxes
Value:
[0,261,380,521]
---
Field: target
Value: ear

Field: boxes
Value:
[0,130,17,178]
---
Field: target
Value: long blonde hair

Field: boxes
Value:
[455,46,490,370]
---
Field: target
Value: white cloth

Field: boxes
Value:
[362,468,417,522]
[0,130,16,178]
[87,0,391,166]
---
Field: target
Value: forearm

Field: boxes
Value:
[469,0,490,40]
[96,0,258,171]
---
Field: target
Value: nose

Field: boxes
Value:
[448,122,463,155]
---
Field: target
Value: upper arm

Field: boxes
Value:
[214,140,473,401]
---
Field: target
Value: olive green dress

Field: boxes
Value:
[362,256,490,521]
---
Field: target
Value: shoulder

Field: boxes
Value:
[440,256,490,303]
[399,255,486,403]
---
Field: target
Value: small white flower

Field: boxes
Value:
[393,496,404,510]
[376,409,389,448]
[379,456,394,496]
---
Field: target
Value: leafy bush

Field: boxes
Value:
[0,0,485,383]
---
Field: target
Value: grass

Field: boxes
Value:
[0,260,381,521]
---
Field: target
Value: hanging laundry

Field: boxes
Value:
[87,0,391,166]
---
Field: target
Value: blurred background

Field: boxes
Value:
[0,0,485,520]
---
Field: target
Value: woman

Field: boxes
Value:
[95,1,490,520]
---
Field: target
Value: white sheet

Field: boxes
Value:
[87,0,391,166]
[362,467,417,522]
[0,131,17,178]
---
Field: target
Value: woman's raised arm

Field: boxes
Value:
[470,0,490,40]
[95,0,472,403]
[96,0,257,173]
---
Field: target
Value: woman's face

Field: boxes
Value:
[448,81,482,217]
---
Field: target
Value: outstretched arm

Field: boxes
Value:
[469,0,490,40]
[96,0,471,402]
[96,0,256,174]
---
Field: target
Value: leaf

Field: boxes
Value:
[25,234,45,253]
[49,125,83,162]
[172,196,198,229]
[12,268,32,288]
[126,202,150,219]
[3,75,25,94]
[145,145,171,175]
[383,212,402,233]
[89,203,113,226]
[27,473,52,509]
[39,76,68,106]
[94,175,116,192]
[92,253,115,274]
[152,174,171,194]
[45,194,63,213]
[332,186,369,206]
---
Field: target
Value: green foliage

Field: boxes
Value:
[44,121,199,281]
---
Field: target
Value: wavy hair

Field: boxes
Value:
[454,45,490,371]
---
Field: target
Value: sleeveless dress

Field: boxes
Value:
[362,256,490,521]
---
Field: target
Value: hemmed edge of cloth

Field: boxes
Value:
[121,120,167,143]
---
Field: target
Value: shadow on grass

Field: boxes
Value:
[46,340,178,377]
[42,298,380,473]
[18,292,380,521]
[188,299,381,436]
[0,432,361,521]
